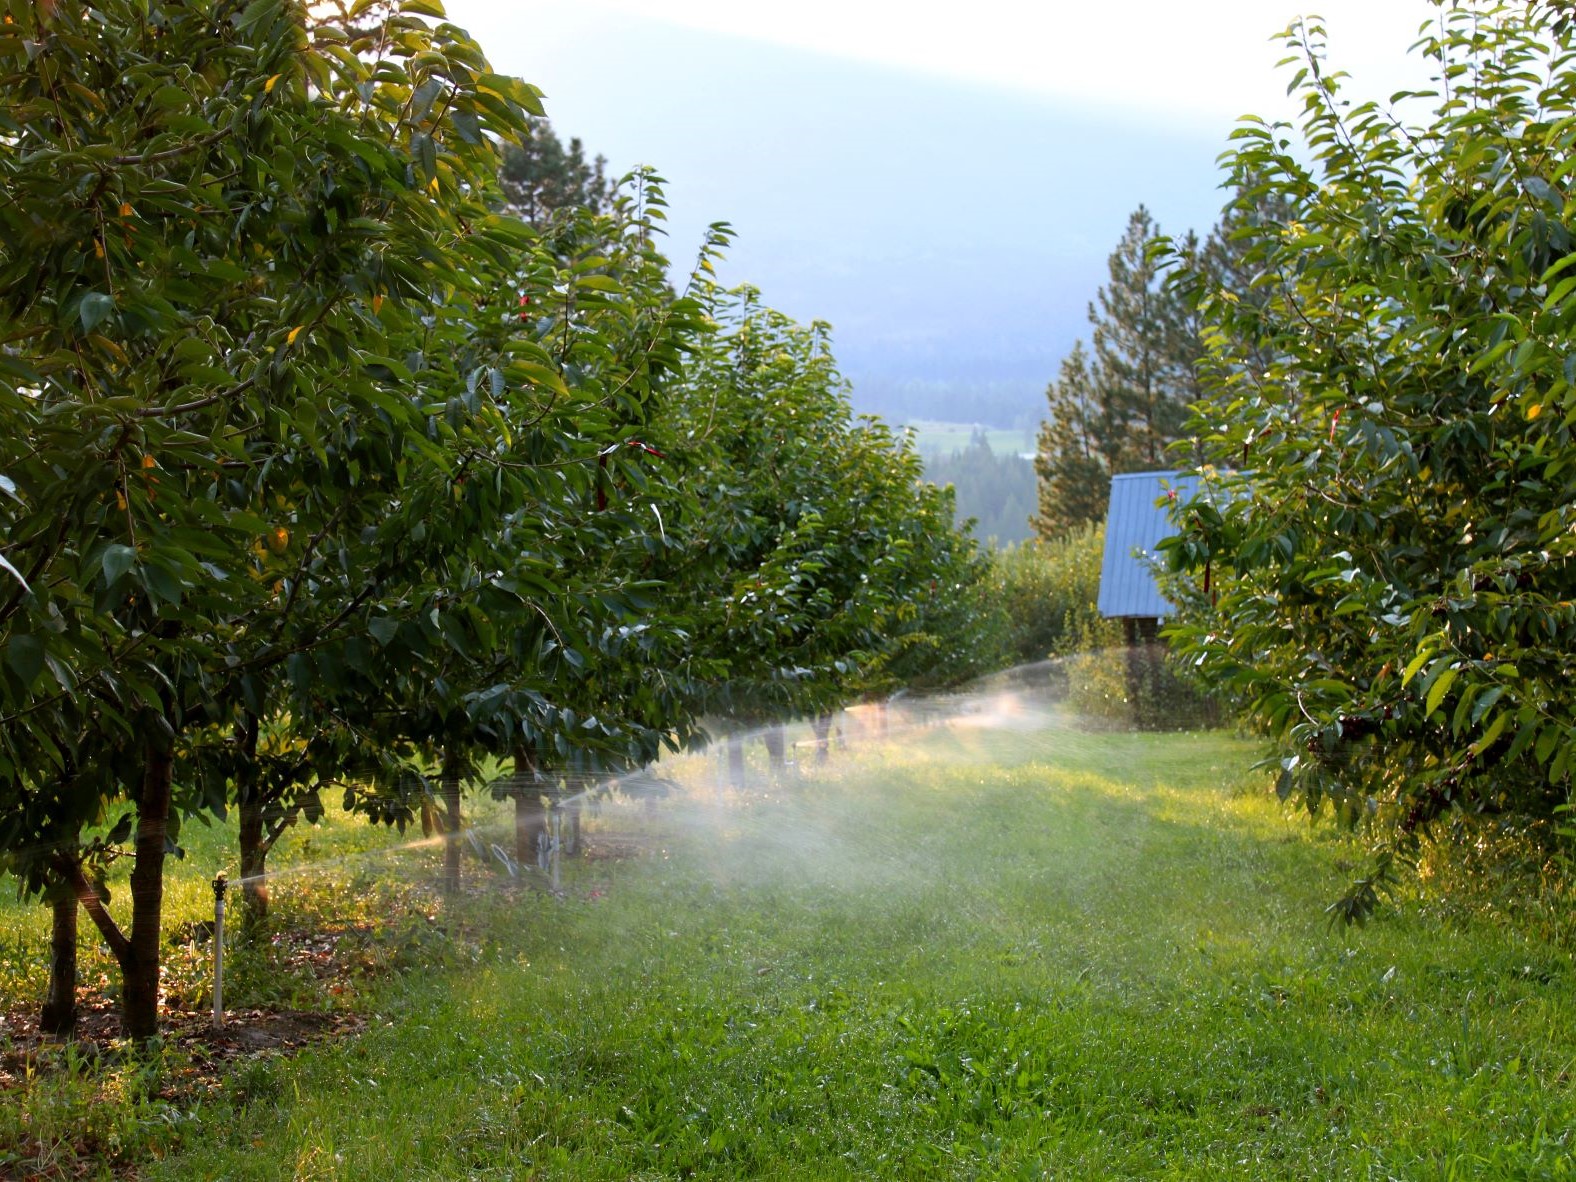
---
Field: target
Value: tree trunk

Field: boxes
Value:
[441,756,463,897]
[512,746,545,869]
[811,714,833,766]
[513,792,545,868]
[236,713,269,920]
[562,800,581,857]
[39,890,78,1037]
[763,725,786,775]
[123,741,174,1042]
[238,795,270,921]
[727,733,746,790]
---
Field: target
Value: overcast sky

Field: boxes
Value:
[442,0,1443,423]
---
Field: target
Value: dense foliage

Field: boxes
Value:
[673,290,1002,716]
[0,0,991,1038]
[990,526,1117,667]
[1162,1,1576,916]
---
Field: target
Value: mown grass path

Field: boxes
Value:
[145,711,1575,1180]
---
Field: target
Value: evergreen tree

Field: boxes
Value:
[1034,203,1265,541]
[1090,207,1188,468]
[499,118,613,224]
[1033,207,1200,540]
[1032,343,1109,538]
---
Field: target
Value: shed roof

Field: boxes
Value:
[1096,470,1198,619]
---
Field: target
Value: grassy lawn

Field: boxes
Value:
[6,701,1576,1179]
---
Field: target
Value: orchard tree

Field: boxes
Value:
[331,177,722,889]
[1161,2,1576,917]
[1196,176,1301,387]
[0,0,539,1037]
[673,288,995,754]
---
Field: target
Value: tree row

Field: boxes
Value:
[0,0,994,1039]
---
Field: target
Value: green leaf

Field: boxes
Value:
[450,109,482,145]
[1469,685,1504,726]
[368,617,400,646]
[411,132,437,185]
[78,291,115,335]
[0,552,29,593]
[1524,175,1563,210]
[1425,666,1458,718]
[1400,647,1433,688]
[1535,724,1561,766]
[141,560,183,607]
[1470,711,1509,756]
[5,635,45,687]
[410,78,444,123]
[105,812,134,845]
[101,544,136,587]
[150,85,189,109]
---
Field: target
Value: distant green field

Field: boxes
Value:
[902,419,1036,459]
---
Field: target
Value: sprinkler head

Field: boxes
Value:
[212,871,228,900]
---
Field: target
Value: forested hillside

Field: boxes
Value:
[921,432,1036,546]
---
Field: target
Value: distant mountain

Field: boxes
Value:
[456,5,1235,431]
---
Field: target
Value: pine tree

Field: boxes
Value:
[923,432,1036,546]
[1033,208,1199,540]
[1032,343,1109,538]
[499,118,613,225]
[1090,206,1181,469]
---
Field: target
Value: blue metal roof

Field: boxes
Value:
[1097,470,1198,619]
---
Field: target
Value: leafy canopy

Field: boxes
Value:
[1161,1,1576,917]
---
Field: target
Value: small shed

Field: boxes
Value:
[1097,469,1198,645]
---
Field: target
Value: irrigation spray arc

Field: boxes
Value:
[447,662,1103,890]
[79,649,1217,1112]
[206,694,998,918]
[185,654,1184,1018]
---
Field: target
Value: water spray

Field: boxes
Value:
[211,871,228,1028]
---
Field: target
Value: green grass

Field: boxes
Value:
[8,709,1576,1179]
[902,420,1035,460]
[0,796,482,1175]
[169,721,1576,1177]
[0,791,441,1016]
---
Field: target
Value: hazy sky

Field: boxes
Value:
[442,1,1443,423]
[543,1,1437,124]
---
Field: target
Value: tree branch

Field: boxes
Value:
[109,129,229,167]
[131,374,255,420]
[56,854,131,967]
